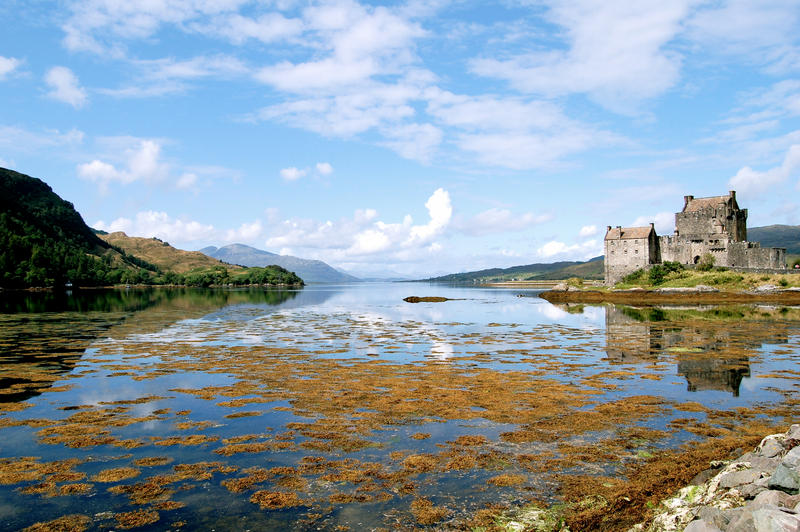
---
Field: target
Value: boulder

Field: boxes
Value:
[752,505,800,532]
[769,464,800,494]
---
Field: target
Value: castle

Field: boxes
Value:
[604,191,786,285]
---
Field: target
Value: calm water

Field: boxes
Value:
[0,284,798,530]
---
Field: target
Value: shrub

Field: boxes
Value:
[696,253,715,272]
[622,269,645,283]
[566,277,583,288]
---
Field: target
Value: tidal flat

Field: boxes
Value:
[0,285,797,530]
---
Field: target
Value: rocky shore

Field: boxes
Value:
[638,425,800,531]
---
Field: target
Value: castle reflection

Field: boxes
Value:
[600,304,793,396]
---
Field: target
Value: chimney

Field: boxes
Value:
[684,195,693,208]
[649,222,654,230]
[729,190,736,199]
[606,225,611,232]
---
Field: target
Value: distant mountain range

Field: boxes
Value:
[200,243,359,284]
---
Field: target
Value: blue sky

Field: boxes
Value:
[1,0,799,277]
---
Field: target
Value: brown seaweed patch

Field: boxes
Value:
[410,497,449,525]
[249,490,305,509]
[224,411,262,419]
[410,432,430,440]
[58,483,93,495]
[115,509,160,529]
[92,467,140,483]
[402,454,438,473]
[151,434,218,446]
[133,456,172,467]
[152,500,186,511]
[22,514,91,532]
[403,296,451,303]
[214,442,272,456]
[487,474,526,487]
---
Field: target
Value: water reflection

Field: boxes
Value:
[601,304,794,396]
[0,287,319,402]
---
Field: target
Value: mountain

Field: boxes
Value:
[0,167,302,288]
[101,232,240,274]
[422,256,604,283]
[748,225,800,255]
[0,167,153,288]
[202,243,359,283]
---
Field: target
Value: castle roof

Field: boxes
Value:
[683,194,732,212]
[604,226,653,240]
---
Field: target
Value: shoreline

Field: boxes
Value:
[539,288,800,305]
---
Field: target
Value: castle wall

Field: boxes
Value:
[604,238,651,285]
[727,242,786,269]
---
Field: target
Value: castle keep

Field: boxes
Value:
[604,191,786,285]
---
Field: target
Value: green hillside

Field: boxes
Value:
[0,167,152,288]
[423,256,604,283]
[0,168,303,289]
[748,224,800,254]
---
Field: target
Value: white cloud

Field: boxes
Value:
[280,166,306,181]
[457,208,552,236]
[631,211,674,234]
[197,12,303,45]
[470,0,690,111]
[537,239,602,260]
[264,188,451,262]
[224,220,263,242]
[315,162,333,175]
[94,211,215,242]
[77,139,169,189]
[380,122,442,163]
[176,172,198,189]
[0,56,21,79]
[728,144,800,197]
[687,0,800,71]
[0,126,84,151]
[45,66,88,108]
[579,225,598,238]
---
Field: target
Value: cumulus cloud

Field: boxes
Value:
[77,139,169,189]
[631,211,674,234]
[579,225,598,238]
[280,166,306,181]
[224,220,263,242]
[45,66,88,108]
[537,239,602,261]
[94,211,215,242]
[0,56,21,79]
[315,162,333,175]
[728,144,800,197]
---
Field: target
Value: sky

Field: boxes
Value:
[1,0,800,278]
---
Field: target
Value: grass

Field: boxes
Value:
[614,268,800,291]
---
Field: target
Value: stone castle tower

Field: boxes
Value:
[604,191,786,285]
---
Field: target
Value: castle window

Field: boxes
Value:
[634,249,638,254]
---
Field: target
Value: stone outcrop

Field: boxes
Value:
[637,425,800,531]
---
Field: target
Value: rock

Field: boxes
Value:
[727,506,755,531]
[783,447,800,468]
[769,464,800,494]
[694,284,719,292]
[786,425,800,445]
[759,436,787,459]
[741,482,769,499]
[752,505,800,532]
[552,283,568,291]
[697,506,733,529]
[753,490,794,509]
[684,518,723,531]
[720,469,762,488]
[755,284,780,293]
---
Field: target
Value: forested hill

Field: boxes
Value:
[0,167,147,288]
[0,168,304,288]
[422,256,604,283]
